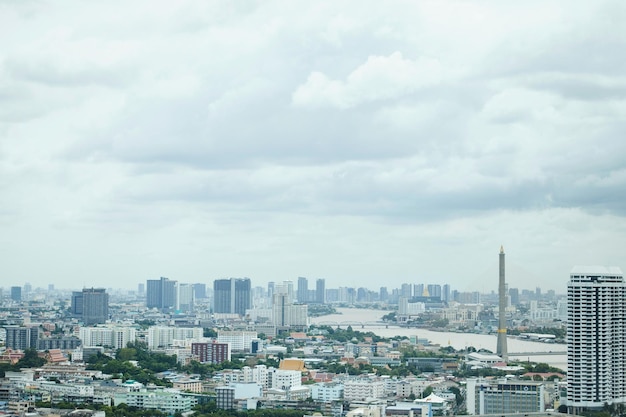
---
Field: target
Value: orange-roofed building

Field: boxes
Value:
[46,349,67,364]
[279,358,307,372]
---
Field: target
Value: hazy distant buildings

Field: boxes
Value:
[10,286,21,302]
[213,278,251,316]
[177,283,194,313]
[315,279,325,304]
[271,292,308,329]
[297,277,308,303]
[193,283,207,299]
[147,277,177,311]
[567,266,626,412]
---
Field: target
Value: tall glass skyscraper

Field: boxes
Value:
[567,266,626,413]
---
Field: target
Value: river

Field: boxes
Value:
[310,308,567,371]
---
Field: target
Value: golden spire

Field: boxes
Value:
[500,245,504,254]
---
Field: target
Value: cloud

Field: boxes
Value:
[292,52,443,109]
[2,0,626,289]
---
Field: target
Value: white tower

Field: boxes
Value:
[567,266,626,413]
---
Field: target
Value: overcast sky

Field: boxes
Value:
[1,1,625,293]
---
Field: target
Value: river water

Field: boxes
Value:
[310,308,567,371]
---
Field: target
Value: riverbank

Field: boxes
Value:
[310,307,567,370]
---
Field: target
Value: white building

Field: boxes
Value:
[567,266,626,412]
[311,382,344,401]
[217,331,257,352]
[466,378,544,415]
[114,390,196,414]
[343,378,385,401]
[147,326,203,350]
[269,369,301,391]
[78,326,136,350]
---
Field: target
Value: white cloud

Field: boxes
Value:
[292,52,443,109]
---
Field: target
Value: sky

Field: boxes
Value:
[1,1,626,293]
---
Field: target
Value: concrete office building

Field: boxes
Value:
[4,326,38,350]
[466,378,545,415]
[213,278,251,316]
[81,288,109,325]
[146,277,177,311]
[567,266,626,412]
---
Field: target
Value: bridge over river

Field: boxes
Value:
[508,351,567,356]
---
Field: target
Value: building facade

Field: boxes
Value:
[466,378,545,415]
[213,278,251,316]
[81,288,109,325]
[146,277,177,311]
[567,266,626,412]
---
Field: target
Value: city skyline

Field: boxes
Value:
[2,1,626,291]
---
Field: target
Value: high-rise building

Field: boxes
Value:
[496,246,508,361]
[4,326,38,350]
[213,278,251,316]
[191,341,230,364]
[10,286,21,302]
[401,283,412,298]
[297,277,308,303]
[315,279,326,304]
[193,283,207,300]
[71,291,84,316]
[82,288,109,325]
[137,283,145,296]
[442,284,451,303]
[567,266,626,412]
[427,284,442,299]
[146,277,177,311]
[177,283,194,313]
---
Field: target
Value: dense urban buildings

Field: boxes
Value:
[567,266,626,412]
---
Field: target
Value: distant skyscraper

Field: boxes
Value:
[442,284,451,303]
[496,246,508,361]
[401,283,412,298]
[137,283,145,296]
[10,286,21,302]
[177,283,194,313]
[315,279,326,304]
[379,287,388,302]
[509,288,520,305]
[82,288,109,325]
[213,278,251,316]
[193,283,207,299]
[71,291,84,316]
[427,284,442,299]
[146,277,177,311]
[297,277,309,303]
[567,266,626,413]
